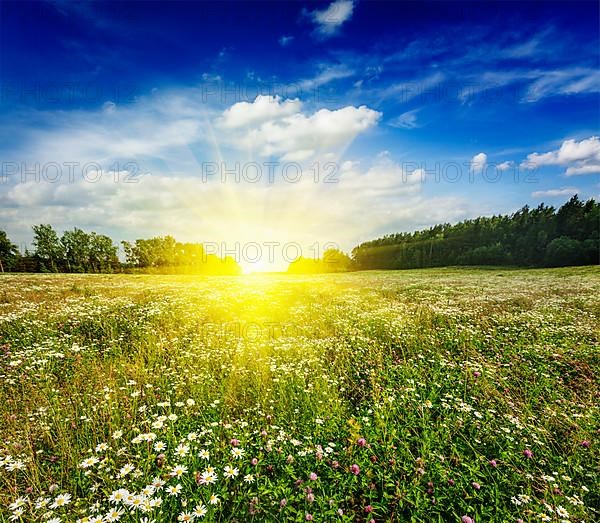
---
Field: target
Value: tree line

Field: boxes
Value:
[0,196,598,274]
[0,225,120,273]
[351,195,598,270]
[121,237,240,274]
[0,225,241,274]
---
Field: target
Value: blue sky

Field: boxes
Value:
[0,0,599,267]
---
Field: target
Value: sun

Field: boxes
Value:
[240,258,273,274]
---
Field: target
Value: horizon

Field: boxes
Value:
[2,191,597,274]
[2,192,596,273]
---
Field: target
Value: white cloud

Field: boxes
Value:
[527,136,600,165]
[342,28,599,104]
[388,109,420,129]
[525,136,600,176]
[298,63,355,90]
[218,95,302,129]
[470,152,488,174]
[3,89,380,171]
[307,0,355,38]
[218,96,381,160]
[531,187,579,198]
[2,88,214,172]
[527,68,600,100]
[496,161,514,171]
[453,67,600,104]
[565,164,600,176]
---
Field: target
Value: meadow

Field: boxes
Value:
[0,267,598,523]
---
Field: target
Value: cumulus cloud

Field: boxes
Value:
[217,95,381,160]
[218,95,302,129]
[531,187,579,198]
[525,136,600,176]
[307,0,355,38]
[565,164,600,176]
[470,152,488,174]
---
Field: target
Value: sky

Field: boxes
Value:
[0,0,599,270]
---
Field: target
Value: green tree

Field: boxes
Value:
[322,248,353,272]
[544,237,584,267]
[88,233,118,272]
[0,230,19,272]
[62,228,91,272]
[32,224,63,272]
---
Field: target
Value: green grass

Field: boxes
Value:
[0,267,598,522]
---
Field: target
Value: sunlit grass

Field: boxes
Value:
[0,267,598,522]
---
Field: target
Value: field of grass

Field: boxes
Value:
[0,267,598,523]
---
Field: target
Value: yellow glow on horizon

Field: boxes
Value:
[240,257,275,274]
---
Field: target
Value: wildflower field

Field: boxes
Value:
[0,267,598,523]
